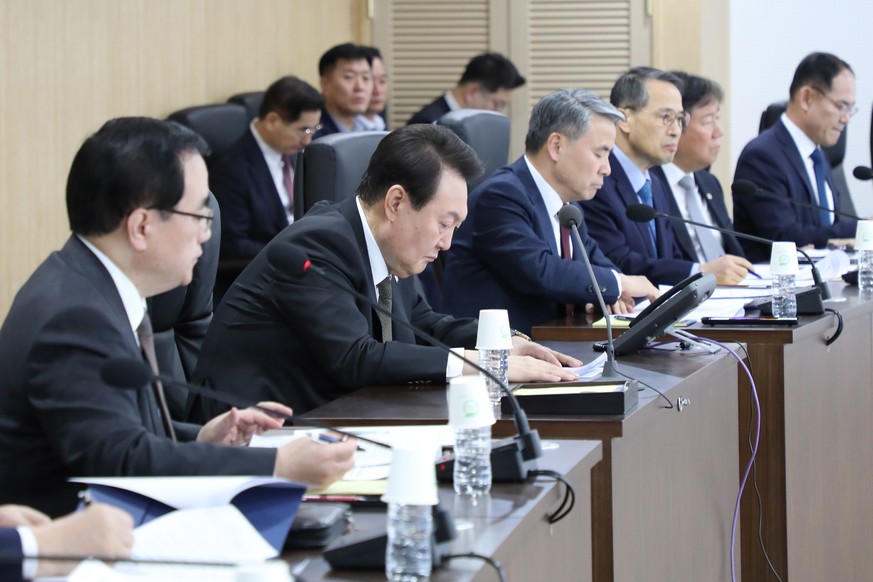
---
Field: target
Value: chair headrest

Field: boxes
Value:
[168,103,249,158]
[437,110,510,188]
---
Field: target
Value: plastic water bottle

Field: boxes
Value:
[772,274,797,318]
[859,250,873,293]
[479,348,508,414]
[453,425,492,495]
[386,503,433,581]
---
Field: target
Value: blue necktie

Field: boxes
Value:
[637,179,656,249]
[809,149,832,225]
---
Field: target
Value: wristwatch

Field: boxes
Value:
[510,329,532,342]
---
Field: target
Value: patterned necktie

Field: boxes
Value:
[679,175,724,262]
[136,313,177,442]
[282,155,295,223]
[377,277,393,342]
[809,149,832,225]
[637,179,657,249]
[559,222,575,317]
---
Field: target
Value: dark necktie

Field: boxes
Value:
[136,313,177,442]
[637,179,657,249]
[809,149,832,225]
[282,155,295,223]
[679,175,724,262]
[377,277,393,342]
[559,221,575,317]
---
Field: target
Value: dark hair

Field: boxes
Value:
[67,117,209,236]
[362,46,383,62]
[458,52,526,93]
[357,124,483,210]
[525,89,624,153]
[669,71,724,111]
[318,43,372,77]
[258,76,324,122]
[610,67,684,109]
[789,52,853,100]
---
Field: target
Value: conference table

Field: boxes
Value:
[304,344,740,581]
[532,281,873,582]
[285,439,601,581]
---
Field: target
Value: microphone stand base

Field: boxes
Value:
[436,435,540,483]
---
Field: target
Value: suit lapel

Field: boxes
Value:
[611,157,656,257]
[774,121,816,201]
[242,132,287,232]
[652,166,695,260]
[512,159,560,256]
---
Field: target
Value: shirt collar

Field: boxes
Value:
[77,235,145,337]
[524,155,564,219]
[780,112,817,160]
[356,114,386,131]
[250,120,284,168]
[327,110,353,133]
[444,91,461,112]
[612,145,650,192]
[355,196,391,290]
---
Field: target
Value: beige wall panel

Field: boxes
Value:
[0,0,366,319]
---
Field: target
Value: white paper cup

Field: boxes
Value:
[381,444,439,506]
[855,221,873,251]
[447,376,496,429]
[236,560,291,582]
[770,242,799,275]
[476,309,513,349]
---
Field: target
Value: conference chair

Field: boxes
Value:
[167,103,249,160]
[437,109,510,190]
[227,91,264,121]
[759,101,857,217]
[147,193,221,419]
[293,131,388,220]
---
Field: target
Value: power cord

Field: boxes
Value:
[441,552,506,582]
[528,469,576,524]
[615,366,674,409]
[823,307,843,346]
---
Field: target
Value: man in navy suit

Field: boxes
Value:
[734,53,858,262]
[313,43,373,139]
[651,72,745,262]
[442,89,659,334]
[210,76,323,260]
[582,68,751,285]
[407,53,525,125]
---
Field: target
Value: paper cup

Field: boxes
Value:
[381,444,439,506]
[447,376,496,429]
[236,560,291,582]
[855,221,873,251]
[770,242,799,275]
[476,309,513,350]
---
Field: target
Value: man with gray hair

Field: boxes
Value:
[441,88,658,334]
[581,68,751,285]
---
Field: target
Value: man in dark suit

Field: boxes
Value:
[210,76,323,261]
[313,43,373,139]
[441,89,658,334]
[581,68,751,285]
[193,125,580,418]
[651,72,745,263]
[734,52,858,262]
[407,52,525,125]
[0,503,132,580]
[0,117,355,517]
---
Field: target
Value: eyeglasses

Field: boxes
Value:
[298,124,323,136]
[625,108,690,130]
[158,207,215,233]
[811,87,858,118]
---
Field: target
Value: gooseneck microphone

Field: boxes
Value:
[852,166,873,181]
[625,203,831,301]
[100,358,392,449]
[732,179,860,221]
[266,242,542,481]
[556,204,619,378]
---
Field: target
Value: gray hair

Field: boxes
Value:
[525,88,624,153]
[610,67,684,109]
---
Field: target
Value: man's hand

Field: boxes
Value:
[0,505,50,528]
[197,401,291,445]
[700,255,754,286]
[510,336,582,367]
[507,355,579,382]
[274,438,357,489]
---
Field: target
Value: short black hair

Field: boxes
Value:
[669,71,724,111]
[362,46,383,62]
[610,67,684,109]
[67,117,209,236]
[258,76,324,122]
[357,124,482,210]
[789,52,853,100]
[458,52,525,93]
[318,43,372,77]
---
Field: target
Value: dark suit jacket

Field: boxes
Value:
[192,198,478,418]
[0,528,22,582]
[0,237,275,517]
[407,95,451,125]
[650,166,745,260]
[581,153,692,285]
[313,107,343,139]
[442,157,621,334]
[733,119,856,262]
[210,129,289,260]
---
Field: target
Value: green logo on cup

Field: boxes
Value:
[778,255,789,266]
[463,400,480,418]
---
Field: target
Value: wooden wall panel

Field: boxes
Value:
[0,0,368,318]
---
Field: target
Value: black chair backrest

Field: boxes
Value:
[227,91,264,121]
[437,109,510,189]
[168,103,249,159]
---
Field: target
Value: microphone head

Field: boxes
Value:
[626,204,656,223]
[266,242,311,277]
[853,166,873,181]
[101,357,153,390]
[731,180,758,197]
[557,204,583,229]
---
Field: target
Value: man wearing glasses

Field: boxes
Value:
[211,76,324,261]
[733,53,859,262]
[581,67,751,285]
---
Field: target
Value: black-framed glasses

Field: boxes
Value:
[811,87,858,118]
[155,207,214,232]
